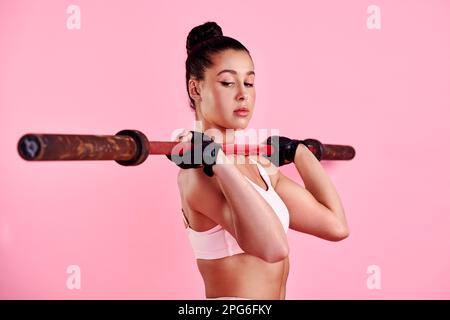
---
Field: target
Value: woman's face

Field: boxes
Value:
[192,49,256,133]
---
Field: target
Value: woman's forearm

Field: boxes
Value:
[294,144,348,229]
[212,153,289,262]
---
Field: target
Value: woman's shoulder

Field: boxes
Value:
[177,167,228,229]
[177,168,222,202]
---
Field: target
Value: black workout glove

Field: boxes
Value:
[165,131,222,177]
[263,135,323,167]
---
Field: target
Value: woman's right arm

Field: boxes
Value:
[211,150,289,263]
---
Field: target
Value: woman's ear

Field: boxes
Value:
[189,79,201,101]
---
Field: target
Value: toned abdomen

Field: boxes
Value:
[197,253,289,299]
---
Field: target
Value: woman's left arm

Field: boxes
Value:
[274,144,350,241]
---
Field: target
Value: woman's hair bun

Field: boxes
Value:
[186,21,223,55]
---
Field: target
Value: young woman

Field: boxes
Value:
[169,21,350,300]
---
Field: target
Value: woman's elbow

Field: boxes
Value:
[327,224,350,242]
[262,244,289,263]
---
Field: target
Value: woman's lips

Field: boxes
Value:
[234,109,249,116]
[234,107,249,116]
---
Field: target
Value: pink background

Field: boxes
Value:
[1,0,449,299]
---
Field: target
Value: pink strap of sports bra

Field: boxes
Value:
[181,208,190,227]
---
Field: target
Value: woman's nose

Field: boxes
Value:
[239,93,248,101]
[237,87,249,101]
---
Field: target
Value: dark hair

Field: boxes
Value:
[185,21,252,111]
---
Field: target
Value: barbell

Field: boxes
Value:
[17,129,355,166]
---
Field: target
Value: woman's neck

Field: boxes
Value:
[194,120,236,145]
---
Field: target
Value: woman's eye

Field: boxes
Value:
[220,82,254,87]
